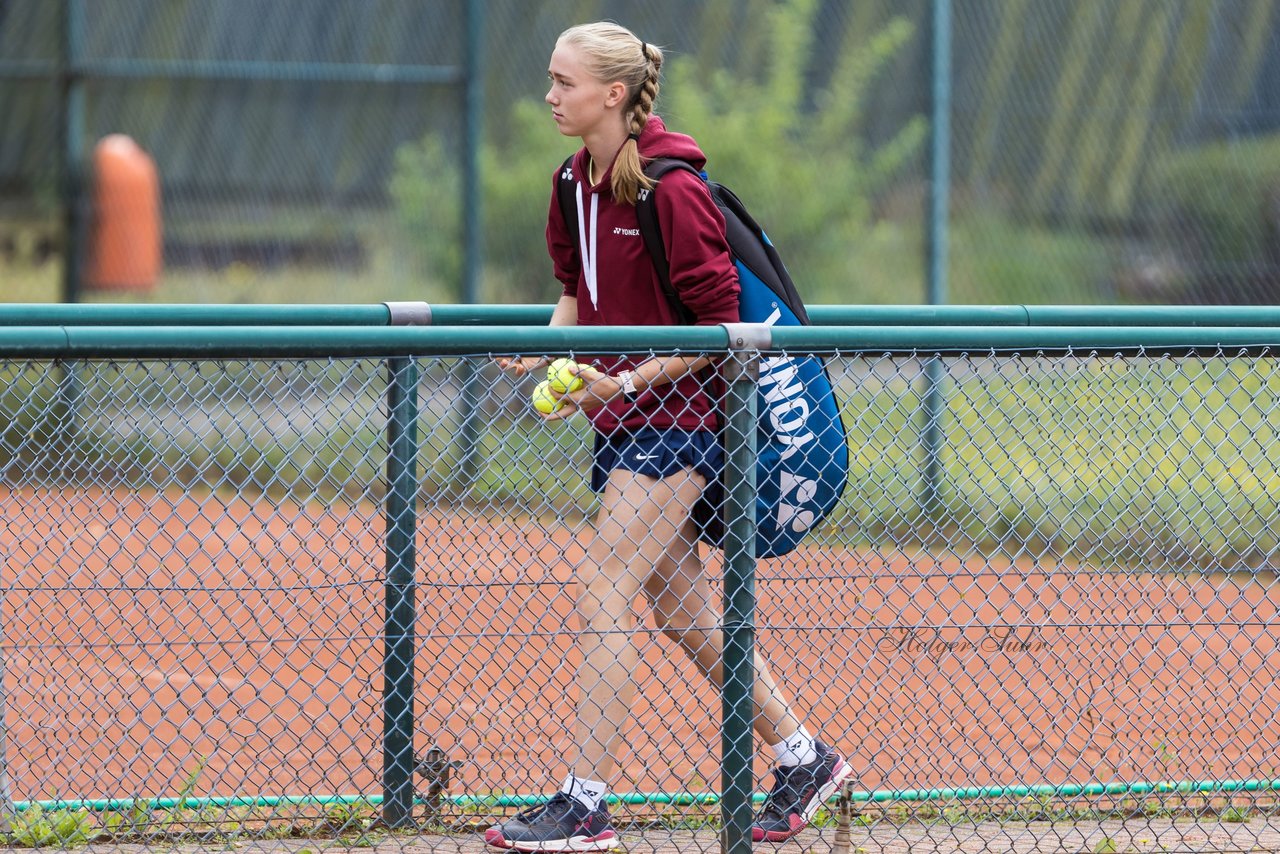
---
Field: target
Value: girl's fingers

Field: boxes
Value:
[574,365,605,383]
[539,397,579,421]
[496,356,548,376]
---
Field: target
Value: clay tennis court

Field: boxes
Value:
[4,486,1280,851]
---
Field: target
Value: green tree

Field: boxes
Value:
[388,0,924,303]
[662,0,925,297]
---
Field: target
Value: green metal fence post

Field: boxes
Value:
[462,0,485,307]
[55,0,88,456]
[58,0,86,306]
[454,0,487,494]
[0,604,13,831]
[384,356,419,829]
[921,355,946,517]
[922,0,952,519]
[719,324,766,854]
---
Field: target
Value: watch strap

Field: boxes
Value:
[618,370,639,403]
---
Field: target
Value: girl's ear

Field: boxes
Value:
[604,80,628,108]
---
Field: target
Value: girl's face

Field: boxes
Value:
[545,41,624,138]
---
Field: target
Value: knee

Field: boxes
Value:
[658,622,689,646]
[577,605,636,634]
[575,586,637,634]
[653,610,711,645]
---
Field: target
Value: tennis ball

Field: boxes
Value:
[547,358,585,394]
[532,380,563,415]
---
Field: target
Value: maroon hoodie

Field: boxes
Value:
[546,115,741,436]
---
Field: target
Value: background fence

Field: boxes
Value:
[7,0,1280,307]
[2,306,1280,852]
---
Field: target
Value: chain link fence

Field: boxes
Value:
[6,0,1280,306]
[2,314,1279,851]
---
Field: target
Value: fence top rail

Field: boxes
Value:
[6,304,1280,328]
[812,305,1280,327]
[0,57,464,85]
[0,304,402,327]
[1,324,1280,359]
[0,303,550,327]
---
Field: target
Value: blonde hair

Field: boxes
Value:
[558,22,663,206]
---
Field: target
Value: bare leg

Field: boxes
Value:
[643,519,804,746]
[572,468,708,781]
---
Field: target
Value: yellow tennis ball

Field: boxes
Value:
[547,358,585,394]
[532,380,562,415]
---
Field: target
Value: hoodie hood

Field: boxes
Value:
[571,115,706,189]
[634,115,707,169]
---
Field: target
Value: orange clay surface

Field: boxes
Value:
[3,487,1277,806]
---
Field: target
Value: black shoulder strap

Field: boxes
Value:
[558,154,702,325]
[635,158,703,325]
[555,154,578,245]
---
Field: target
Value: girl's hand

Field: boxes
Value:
[536,364,626,420]
[496,355,548,376]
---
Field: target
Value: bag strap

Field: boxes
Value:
[636,158,723,433]
[635,158,702,325]
[556,154,703,325]
[555,154,578,254]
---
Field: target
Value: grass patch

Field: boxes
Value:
[3,805,97,848]
[1220,805,1252,823]
[1,208,1118,308]
[2,797,399,848]
[5,351,1280,566]
[827,352,1280,566]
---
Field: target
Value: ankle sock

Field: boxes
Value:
[771,726,818,767]
[561,774,608,811]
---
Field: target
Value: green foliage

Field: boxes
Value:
[99,756,210,841]
[4,805,98,848]
[390,134,464,293]
[0,369,69,464]
[317,798,378,836]
[1220,805,1252,823]
[387,0,924,303]
[663,2,925,298]
[1146,133,1280,296]
[828,354,1280,568]
[389,101,575,303]
[949,213,1119,305]
[977,1,1275,228]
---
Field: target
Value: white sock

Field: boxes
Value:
[771,726,818,767]
[560,774,608,811]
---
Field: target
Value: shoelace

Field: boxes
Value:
[758,766,811,820]
[514,792,576,824]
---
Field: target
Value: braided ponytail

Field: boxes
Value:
[557,23,663,206]
[611,42,661,205]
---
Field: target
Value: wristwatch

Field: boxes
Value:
[617,370,639,403]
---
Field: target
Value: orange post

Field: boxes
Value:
[86,134,161,292]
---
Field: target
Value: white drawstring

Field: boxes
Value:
[575,183,599,309]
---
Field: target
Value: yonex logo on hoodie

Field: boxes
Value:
[613,227,639,236]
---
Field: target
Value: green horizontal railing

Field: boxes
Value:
[19,776,1280,814]
[809,304,1280,327]
[6,303,1280,328]
[0,59,461,85]
[1,324,1279,359]
[766,324,1280,353]
[0,324,726,358]
[0,302,535,327]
